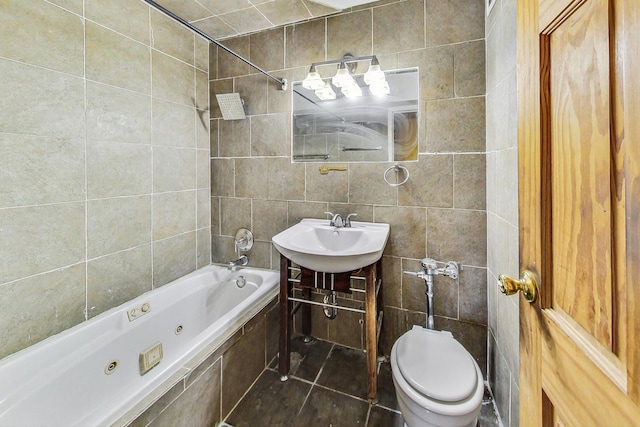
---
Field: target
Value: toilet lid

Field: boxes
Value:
[396,326,477,402]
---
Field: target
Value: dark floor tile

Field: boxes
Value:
[367,406,404,427]
[225,369,311,427]
[270,335,334,382]
[316,345,369,400]
[376,361,399,411]
[478,400,500,427]
[294,386,369,427]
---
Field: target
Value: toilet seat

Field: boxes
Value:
[395,326,478,402]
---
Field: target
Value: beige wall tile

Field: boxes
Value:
[0,59,85,139]
[426,0,485,46]
[459,266,488,325]
[85,0,150,44]
[287,201,329,226]
[153,147,197,192]
[211,158,235,197]
[218,37,251,79]
[197,149,211,189]
[348,163,397,205]
[196,69,210,113]
[86,81,152,145]
[150,8,194,65]
[153,232,197,287]
[221,7,272,35]
[427,208,486,266]
[373,0,425,54]
[252,199,288,241]
[454,40,486,97]
[87,141,152,198]
[197,189,212,230]
[153,191,197,240]
[47,0,83,15]
[250,28,285,73]
[399,46,454,101]
[257,0,313,27]
[399,154,453,208]
[87,196,151,258]
[195,36,210,73]
[235,158,269,199]
[235,74,269,116]
[0,264,86,359]
[327,10,373,59]
[152,51,196,106]
[285,20,326,68]
[426,96,486,152]
[0,203,85,284]
[152,98,196,148]
[87,245,153,318]
[306,166,348,203]
[86,22,151,94]
[251,114,290,157]
[219,119,251,157]
[267,158,305,201]
[375,206,426,258]
[220,197,252,237]
[454,153,486,210]
[0,134,84,208]
[0,0,83,76]
[197,227,212,268]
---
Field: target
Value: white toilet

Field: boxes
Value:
[391,325,484,427]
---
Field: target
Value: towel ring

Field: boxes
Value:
[383,163,410,187]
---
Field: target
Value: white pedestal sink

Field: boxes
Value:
[272,218,390,273]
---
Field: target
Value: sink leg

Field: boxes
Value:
[365,263,377,402]
[279,255,292,379]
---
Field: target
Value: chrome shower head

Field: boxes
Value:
[215,93,246,120]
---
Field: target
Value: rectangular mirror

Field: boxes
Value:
[292,67,419,162]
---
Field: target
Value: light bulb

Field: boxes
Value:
[302,65,325,90]
[341,81,362,98]
[332,63,356,88]
[369,80,390,95]
[315,82,336,100]
[364,64,385,85]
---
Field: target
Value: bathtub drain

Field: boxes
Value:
[175,325,183,335]
[104,359,119,375]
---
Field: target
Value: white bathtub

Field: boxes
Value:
[0,265,279,427]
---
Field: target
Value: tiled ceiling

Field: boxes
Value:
[153,0,378,40]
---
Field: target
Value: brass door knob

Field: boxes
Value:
[498,270,538,303]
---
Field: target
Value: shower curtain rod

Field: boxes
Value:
[142,0,288,90]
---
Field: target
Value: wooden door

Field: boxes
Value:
[515,0,640,425]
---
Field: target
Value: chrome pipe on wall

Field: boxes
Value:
[142,0,288,90]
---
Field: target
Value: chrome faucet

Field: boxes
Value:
[325,212,357,228]
[325,212,344,228]
[228,255,248,271]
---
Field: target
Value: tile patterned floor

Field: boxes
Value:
[224,336,500,427]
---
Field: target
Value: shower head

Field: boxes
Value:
[215,93,246,120]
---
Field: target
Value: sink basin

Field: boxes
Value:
[272,218,390,273]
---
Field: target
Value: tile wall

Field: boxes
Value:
[209,0,489,373]
[485,0,520,425]
[0,0,211,360]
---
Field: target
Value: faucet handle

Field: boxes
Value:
[345,213,358,227]
[324,211,334,219]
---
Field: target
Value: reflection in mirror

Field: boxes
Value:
[292,68,419,162]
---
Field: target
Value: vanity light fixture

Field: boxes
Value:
[302,55,388,99]
[302,65,325,91]
[332,62,357,88]
[315,82,337,100]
